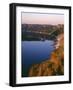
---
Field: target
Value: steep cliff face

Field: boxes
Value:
[28,34,64,77]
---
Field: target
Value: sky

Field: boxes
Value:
[21,12,64,25]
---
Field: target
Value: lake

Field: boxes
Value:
[22,40,55,77]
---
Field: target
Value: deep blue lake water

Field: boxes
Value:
[22,40,55,77]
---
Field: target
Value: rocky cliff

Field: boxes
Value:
[28,34,64,77]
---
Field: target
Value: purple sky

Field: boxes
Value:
[21,13,64,25]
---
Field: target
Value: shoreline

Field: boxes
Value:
[28,33,64,77]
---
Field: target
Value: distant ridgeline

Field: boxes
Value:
[22,24,64,41]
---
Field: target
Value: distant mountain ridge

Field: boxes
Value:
[22,24,64,41]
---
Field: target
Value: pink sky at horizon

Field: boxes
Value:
[21,13,64,25]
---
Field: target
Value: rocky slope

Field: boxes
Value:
[28,34,64,77]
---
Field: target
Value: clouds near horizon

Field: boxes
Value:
[21,12,64,25]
